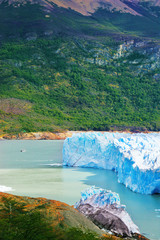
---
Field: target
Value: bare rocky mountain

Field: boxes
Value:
[46,0,141,16]
[1,0,160,16]
[49,0,160,15]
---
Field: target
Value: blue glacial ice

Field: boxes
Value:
[63,132,160,194]
[74,186,121,208]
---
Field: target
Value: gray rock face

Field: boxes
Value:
[77,203,131,237]
[83,39,160,73]
[25,32,37,41]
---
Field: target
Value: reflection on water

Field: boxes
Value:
[0,140,160,240]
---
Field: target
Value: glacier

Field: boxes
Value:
[75,186,140,237]
[63,132,160,194]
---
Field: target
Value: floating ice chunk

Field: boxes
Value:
[63,132,160,194]
[155,209,160,212]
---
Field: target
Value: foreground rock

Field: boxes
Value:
[75,187,140,237]
[63,132,160,194]
[75,187,149,240]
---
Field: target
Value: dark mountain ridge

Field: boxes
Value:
[0,0,160,40]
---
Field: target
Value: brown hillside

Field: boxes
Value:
[0,192,102,234]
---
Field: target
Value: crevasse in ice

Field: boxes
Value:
[63,132,160,194]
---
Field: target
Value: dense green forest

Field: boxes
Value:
[0,0,160,134]
[0,37,160,134]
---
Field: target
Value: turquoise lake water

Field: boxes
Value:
[0,140,159,240]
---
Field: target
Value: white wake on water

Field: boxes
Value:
[0,185,14,192]
[42,163,62,167]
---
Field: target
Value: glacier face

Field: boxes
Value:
[75,186,140,236]
[63,132,160,194]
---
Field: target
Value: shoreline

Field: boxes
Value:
[0,130,159,140]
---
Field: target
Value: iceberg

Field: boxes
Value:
[63,132,160,194]
[75,186,140,237]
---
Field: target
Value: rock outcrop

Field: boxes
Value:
[75,186,140,237]
[0,131,78,140]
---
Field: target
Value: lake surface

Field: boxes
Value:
[0,140,160,240]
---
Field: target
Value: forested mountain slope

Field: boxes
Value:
[0,0,160,134]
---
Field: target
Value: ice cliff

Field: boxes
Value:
[75,186,140,237]
[63,132,160,194]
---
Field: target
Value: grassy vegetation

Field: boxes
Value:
[93,8,160,38]
[0,37,160,134]
[0,194,120,240]
[0,199,99,240]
